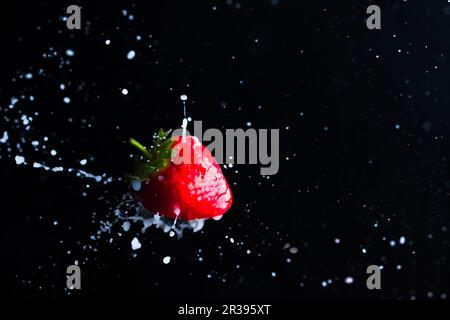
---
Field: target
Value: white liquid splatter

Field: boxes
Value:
[105,193,209,240]
[163,256,171,264]
[122,221,131,232]
[15,155,25,165]
[127,50,136,60]
[181,118,188,138]
[65,49,75,57]
[131,180,141,191]
[0,131,8,143]
[30,161,106,183]
[131,237,141,250]
[180,94,187,118]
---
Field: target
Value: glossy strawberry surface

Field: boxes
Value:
[137,135,233,221]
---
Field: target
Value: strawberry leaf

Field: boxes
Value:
[128,129,174,182]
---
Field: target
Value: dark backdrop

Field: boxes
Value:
[0,0,449,300]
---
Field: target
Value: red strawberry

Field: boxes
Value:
[129,130,233,221]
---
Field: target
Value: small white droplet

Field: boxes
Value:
[15,155,25,165]
[131,237,142,250]
[65,49,75,57]
[63,97,71,104]
[163,256,171,264]
[122,221,130,232]
[345,277,354,284]
[80,159,87,165]
[127,50,136,60]
[0,131,9,144]
[122,88,128,95]
[131,180,141,191]
[181,118,188,137]
[180,94,188,101]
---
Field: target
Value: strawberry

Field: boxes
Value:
[129,129,233,221]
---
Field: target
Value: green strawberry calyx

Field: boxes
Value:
[128,129,174,182]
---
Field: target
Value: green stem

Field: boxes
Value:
[129,138,153,160]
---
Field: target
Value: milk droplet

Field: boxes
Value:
[122,221,130,232]
[163,256,171,264]
[65,49,75,57]
[131,180,141,191]
[127,50,136,60]
[181,118,188,138]
[15,155,25,165]
[0,131,9,143]
[131,237,142,250]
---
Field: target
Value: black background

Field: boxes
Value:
[0,0,449,300]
